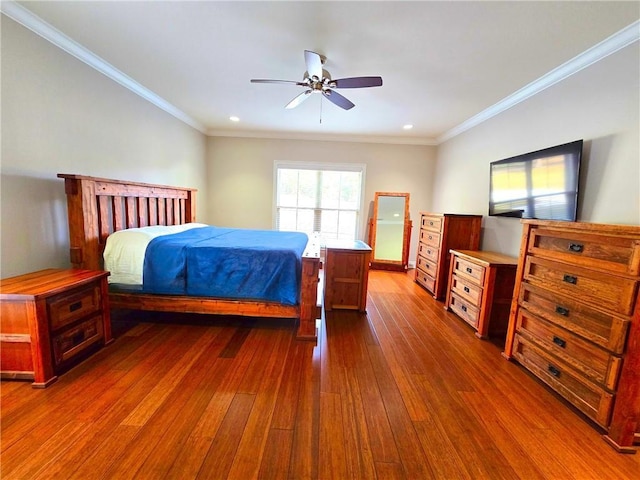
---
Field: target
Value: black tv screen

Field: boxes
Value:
[489,140,583,221]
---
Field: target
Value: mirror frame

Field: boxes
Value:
[368,192,411,271]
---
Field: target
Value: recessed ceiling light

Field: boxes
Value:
[403,124,413,130]
[230,116,240,122]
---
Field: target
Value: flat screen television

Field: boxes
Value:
[489,140,583,221]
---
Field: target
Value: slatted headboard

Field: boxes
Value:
[58,174,197,271]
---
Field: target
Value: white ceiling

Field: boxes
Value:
[6,1,640,144]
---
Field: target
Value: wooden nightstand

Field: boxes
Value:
[324,240,372,312]
[1,269,112,387]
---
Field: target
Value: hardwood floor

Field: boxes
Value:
[2,270,638,479]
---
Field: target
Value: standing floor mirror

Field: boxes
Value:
[368,192,412,271]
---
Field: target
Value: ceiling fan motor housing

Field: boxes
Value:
[250,50,382,110]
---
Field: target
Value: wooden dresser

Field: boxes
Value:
[414,213,483,300]
[445,250,518,339]
[503,220,640,452]
[324,240,371,312]
[1,269,112,387]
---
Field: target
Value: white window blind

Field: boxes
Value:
[274,162,365,241]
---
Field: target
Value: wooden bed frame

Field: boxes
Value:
[57,174,321,340]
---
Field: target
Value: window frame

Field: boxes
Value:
[272,160,367,240]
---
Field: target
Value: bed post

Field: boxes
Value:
[59,175,102,271]
[297,242,321,340]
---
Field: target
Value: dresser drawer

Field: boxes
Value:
[449,293,479,328]
[421,215,442,232]
[528,227,640,276]
[516,310,623,390]
[450,274,482,306]
[51,315,103,366]
[418,243,439,263]
[519,283,630,354]
[48,284,102,331]
[416,255,437,276]
[420,229,441,248]
[452,256,485,284]
[512,334,614,428]
[524,256,638,316]
[415,268,435,292]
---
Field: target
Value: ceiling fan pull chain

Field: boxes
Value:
[319,95,323,124]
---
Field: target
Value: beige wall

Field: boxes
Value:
[433,42,640,257]
[206,136,437,263]
[1,17,208,277]
[3,13,637,279]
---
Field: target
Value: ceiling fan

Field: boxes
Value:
[251,50,383,110]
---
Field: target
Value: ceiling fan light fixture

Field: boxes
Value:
[250,50,383,111]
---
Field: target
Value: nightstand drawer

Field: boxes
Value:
[52,315,103,366]
[48,284,101,331]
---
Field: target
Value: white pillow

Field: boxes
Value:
[103,223,207,285]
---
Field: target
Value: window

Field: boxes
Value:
[274,162,365,241]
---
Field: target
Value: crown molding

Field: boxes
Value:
[207,129,439,146]
[1,0,207,134]
[438,20,640,143]
[3,1,637,145]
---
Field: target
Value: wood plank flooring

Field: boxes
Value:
[2,270,639,479]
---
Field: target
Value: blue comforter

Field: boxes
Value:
[142,226,308,305]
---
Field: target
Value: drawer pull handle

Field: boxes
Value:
[427,250,432,255]
[553,336,567,348]
[563,274,577,285]
[429,221,434,226]
[555,306,569,316]
[72,331,85,344]
[461,305,468,312]
[463,286,470,293]
[428,235,433,240]
[466,267,473,274]
[69,301,82,312]
[568,243,584,253]
[548,365,561,377]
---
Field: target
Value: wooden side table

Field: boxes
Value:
[324,240,372,312]
[445,250,518,339]
[1,269,111,387]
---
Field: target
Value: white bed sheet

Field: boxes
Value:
[103,223,208,285]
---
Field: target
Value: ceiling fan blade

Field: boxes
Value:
[333,76,383,88]
[251,79,306,86]
[304,50,323,80]
[322,90,355,110]
[285,90,312,109]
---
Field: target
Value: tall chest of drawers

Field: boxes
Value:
[503,220,640,452]
[414,213,482,300]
